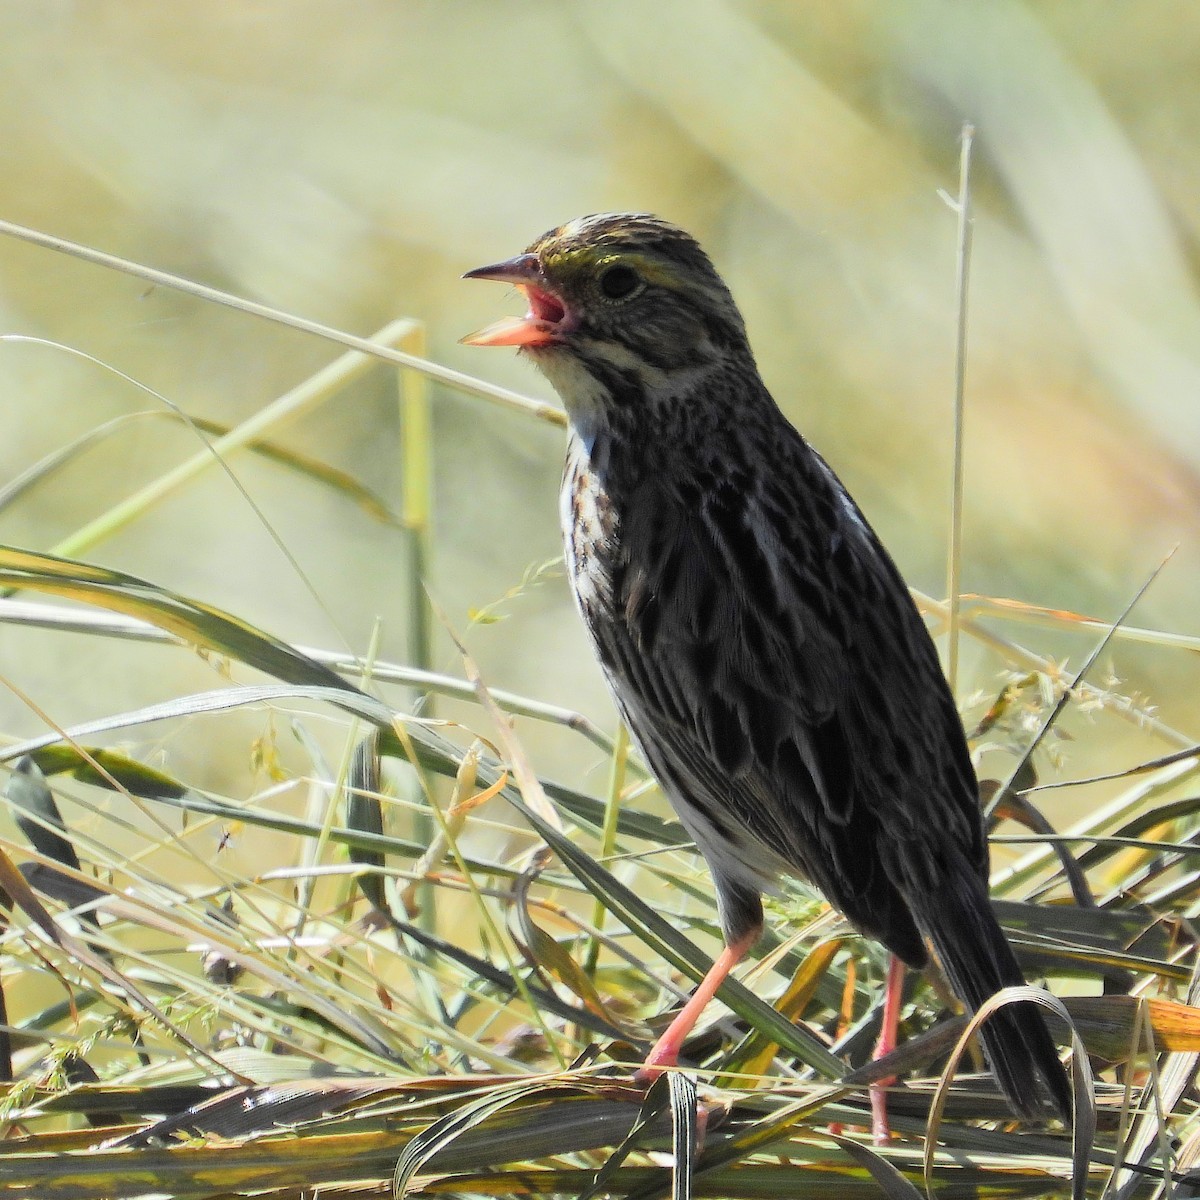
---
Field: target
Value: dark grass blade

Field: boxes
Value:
[390,1078,559,1198]
[0,544,357,692]
[990,782,1095,907]
[347,730,388,913]
[5,757,84,878]
[579,1079,672,1200]
[6,726,658,888]
[994,898,1176,952]
[1072,794,1200,872]
[668,1072,698,1200]
[18,739,440,867]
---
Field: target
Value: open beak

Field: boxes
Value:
[461,253,571,348]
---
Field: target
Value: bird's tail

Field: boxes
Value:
[912,864,1072,1121]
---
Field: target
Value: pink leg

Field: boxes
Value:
[870,955,906,1143]
[636,929,759,1083]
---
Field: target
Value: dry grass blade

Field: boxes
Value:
[1063,997,1200,1062]
[0,407,400,526]
[1109,960,1200,1200]
[923,986,1095,1200]
[987,548,1175,819]
[1027,745,1200,794]
[719,937,843,1082]
[442,610,563,834]
[0,594,625,757]
[958,594,1200,655]
[832,1134,925,1200]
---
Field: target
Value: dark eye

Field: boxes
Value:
[598,264,640,300]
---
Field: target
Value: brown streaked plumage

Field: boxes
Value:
[463,212,1071,1122]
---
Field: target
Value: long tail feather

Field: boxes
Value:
[914,867,1071,1120]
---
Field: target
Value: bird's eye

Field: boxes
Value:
[598,264,640,300]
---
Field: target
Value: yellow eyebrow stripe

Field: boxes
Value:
[540,244,681,290]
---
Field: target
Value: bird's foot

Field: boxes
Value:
[634,1036,681,1086]
[869,1077,896,1144]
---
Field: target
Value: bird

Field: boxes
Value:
[462,212,1071,1125]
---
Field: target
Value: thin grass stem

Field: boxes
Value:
[0,217,565,426]
[584,722,630,978]
[945,123,974,696]
[398,320,438,932]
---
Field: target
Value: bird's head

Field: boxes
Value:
[462,214,750,409]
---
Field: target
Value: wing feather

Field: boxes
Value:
[603,422,982,959]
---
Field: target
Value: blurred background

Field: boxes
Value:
[0,1,1196,852]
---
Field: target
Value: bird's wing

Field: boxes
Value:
[608,433,985,932]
